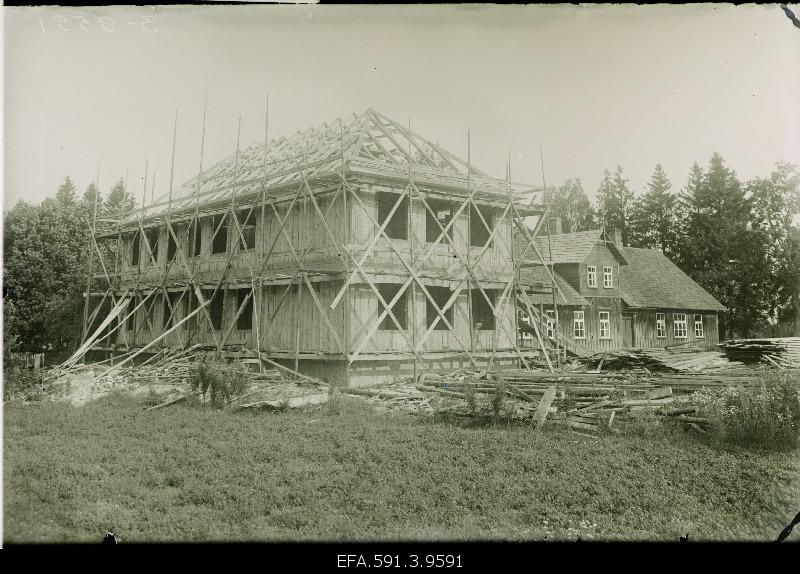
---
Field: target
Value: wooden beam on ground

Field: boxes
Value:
[532,386,557,429]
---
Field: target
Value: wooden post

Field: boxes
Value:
[408,118,418,382]
[81,165,101,354]
[466,129,474,365]
[507,156,517,369]
[294,276,302,376]
[341,119,351,388]
[541,146,559,368]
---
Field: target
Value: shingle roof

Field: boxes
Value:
[620,247,726,311]
[518,265,589,306]
[513,228,628,265]
[512,229,601,263]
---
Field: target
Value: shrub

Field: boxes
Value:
[491,380,507,418]
[188,354,251,409]
[463,384,478,416]
[692,369,800,450]
[3,365,44,402]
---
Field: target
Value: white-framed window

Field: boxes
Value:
[603,266,613,288]
[519,310,533,341]
[656,313,666,338]
[573,310,585,339]
[599,311,611,339]
[587,266,597,288]
[546,310,556,340]
[694,314,704,338]
[673,313,687,339]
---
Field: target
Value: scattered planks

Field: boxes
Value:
[353,365,762,435]
[532,386,556,428]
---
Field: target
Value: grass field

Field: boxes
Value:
[4,393,799,542]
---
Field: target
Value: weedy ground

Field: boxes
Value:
[4,393,799,542]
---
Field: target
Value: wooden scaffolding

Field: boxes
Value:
[70,107,566,385]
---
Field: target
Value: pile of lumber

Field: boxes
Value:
[719,337,800,368]
[580,350,681,373]
[579,347,750,374]
[640,348,748,373]
[341,365,761,436]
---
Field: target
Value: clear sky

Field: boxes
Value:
[4,4,799,209]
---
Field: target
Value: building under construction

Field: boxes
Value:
[82,108,559,385]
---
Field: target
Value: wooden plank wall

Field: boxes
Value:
[349,282,517,354]
[118,186,347,283]
[348,182,515,283]
[118,279,349,353]
[519,303,720,352]
[632,309,719,348]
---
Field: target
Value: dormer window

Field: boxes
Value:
[587,266,597,288]
[603,266,613,288]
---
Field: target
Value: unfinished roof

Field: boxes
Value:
[620,247,726,311]
[123,108,542,225]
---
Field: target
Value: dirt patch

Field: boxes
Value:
[45,366,184,407]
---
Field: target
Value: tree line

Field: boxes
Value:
[543,154,800,339]
[3,176,136,354]
[3,152,799,353]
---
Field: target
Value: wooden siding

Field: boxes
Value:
[630,309,719,349]
[519,299,720,352]
[579,243,622,298]
[349,282,517,355]
[349,182,515,283]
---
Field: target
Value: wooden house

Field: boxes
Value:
[515,226,726,357]
[86,109,546,385]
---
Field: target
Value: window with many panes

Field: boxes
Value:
[377,192,408,240]
[694,314,704,338]
[378,283,407,330]
[603,266,613,288]
[587,266,597,288]
[546,310,556,340]
[673,313,687,338]
[519,310,533,341]
[656,313,666,338]
[599,311,611,339]
[573,310,585,339]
